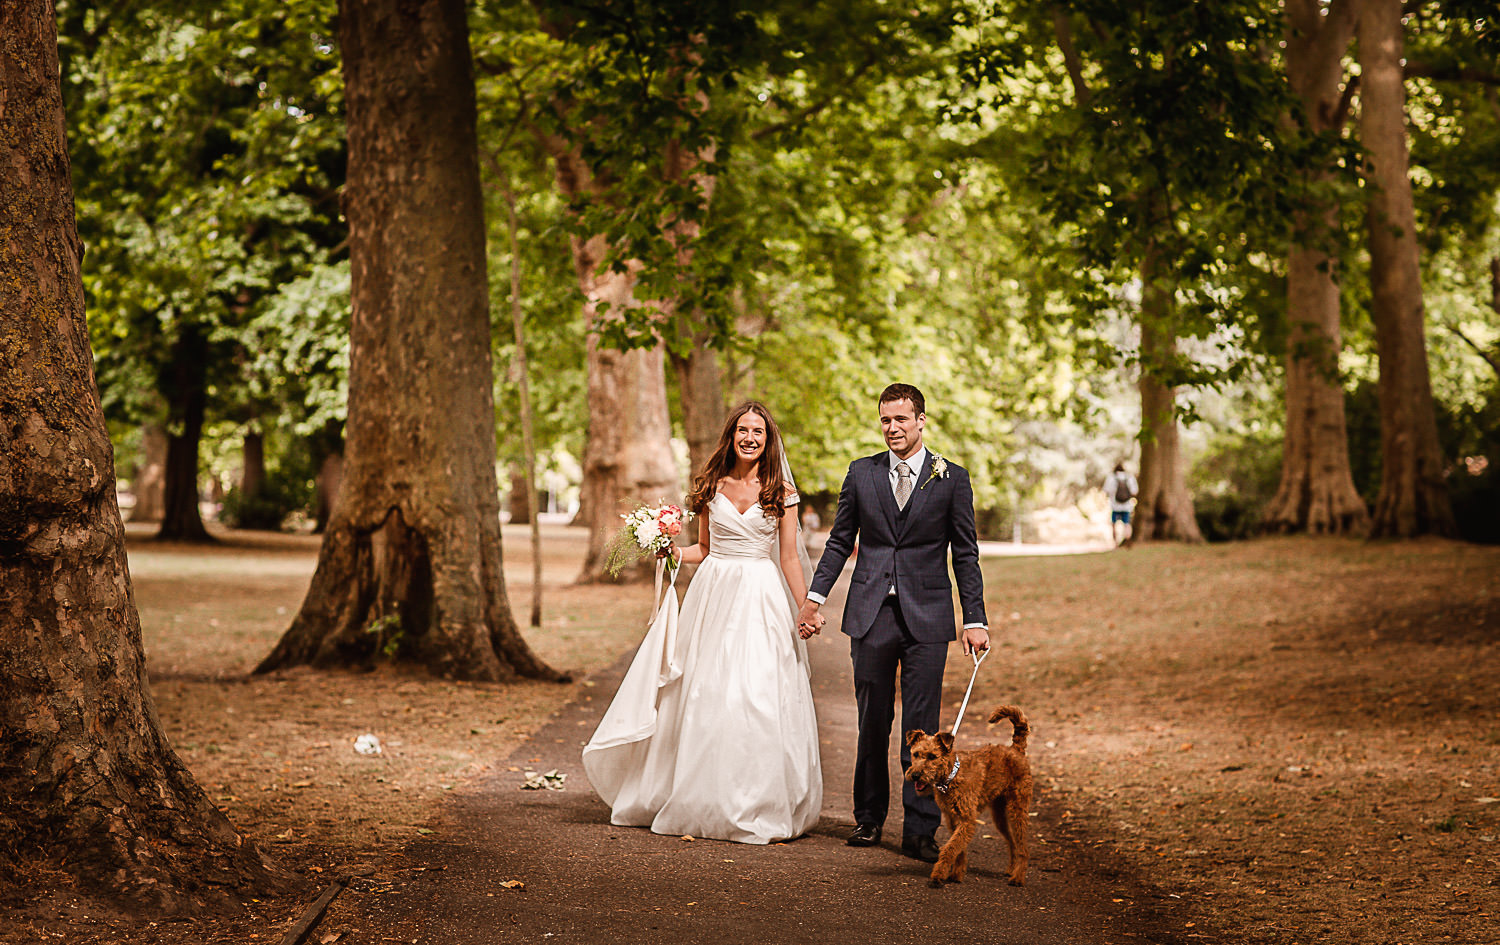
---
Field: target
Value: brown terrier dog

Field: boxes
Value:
[904,705,1031,888]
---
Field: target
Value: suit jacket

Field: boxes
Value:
[809,450,986,643]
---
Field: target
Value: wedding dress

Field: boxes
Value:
[582,492,823,844]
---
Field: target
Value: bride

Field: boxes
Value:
[582,401,823,844]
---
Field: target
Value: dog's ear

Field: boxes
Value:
[937,732,955,753]
[904,729,925,746]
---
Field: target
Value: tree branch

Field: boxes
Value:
[1447,323,1500,381]
[1404,60,1500,86]
[1052,6,1092,108]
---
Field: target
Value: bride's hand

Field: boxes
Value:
[656,545,679,562]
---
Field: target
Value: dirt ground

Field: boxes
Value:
[3,528,1497,943]
[972,537,1500,945]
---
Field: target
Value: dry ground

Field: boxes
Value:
[4,523,651,945]
[4,528,1497,944]
[961,537,1500,945]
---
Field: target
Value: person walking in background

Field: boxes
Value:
[1105,462,1138,546]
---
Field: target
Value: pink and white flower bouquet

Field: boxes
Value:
[604,502,692,577]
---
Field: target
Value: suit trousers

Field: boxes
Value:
[850,595,947,838]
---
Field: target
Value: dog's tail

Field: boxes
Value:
[988,705,1029,753]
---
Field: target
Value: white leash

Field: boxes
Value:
[948,647,990,739]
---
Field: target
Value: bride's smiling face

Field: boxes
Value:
[733,412,767,466]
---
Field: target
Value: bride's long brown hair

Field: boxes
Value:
[687,401,788,519]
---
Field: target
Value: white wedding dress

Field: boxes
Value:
[582,492,823,844]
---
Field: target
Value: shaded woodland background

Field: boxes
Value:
[2,0,1499,931]
[63,0,1500,554]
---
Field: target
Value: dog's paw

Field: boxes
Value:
[1007,875,1025,887]
[927,878,944,889]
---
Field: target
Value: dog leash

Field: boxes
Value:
[948,646,990,740]
[933,647,990,796]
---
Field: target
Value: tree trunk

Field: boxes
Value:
[1357,0,1457,538]
[1264,0,1370,535]
[312,422,344,534]
[574,264,678,583]
[501,177,543,625]
[670,332,727,480]
[156,326,212,541]
[255,0,564,681]
[0,1,277,910]
[541,139,679,583]
[240,428,265,504]
[129,421,168,522]
[507,461,532,524]
[1130,245,1203,544]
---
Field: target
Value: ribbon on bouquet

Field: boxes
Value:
[947,646,991,740]
[649,554,682,625]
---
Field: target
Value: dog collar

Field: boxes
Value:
[935,759,962,795]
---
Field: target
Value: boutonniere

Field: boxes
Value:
[921,454,950,490]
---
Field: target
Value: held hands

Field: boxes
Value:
[796,599,825,640]
[961,625,991,656]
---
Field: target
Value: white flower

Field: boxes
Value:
[634,520,662,547]
[922,454,951,490]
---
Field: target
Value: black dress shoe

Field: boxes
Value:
[846,824,882,847]
[902,834,940,863]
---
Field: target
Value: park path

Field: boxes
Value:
[353,568,1181,945]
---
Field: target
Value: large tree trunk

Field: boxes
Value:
[1130,245,1203,544]
[256,0,563,681]
[129,421,168,522]
[670,332,727,480]
[0,1,277,910]
[542,139,679,583]
[1357,0,1457,538]
[156,326,212,541]
[571,234,678,583]
[1264,0,1370,535]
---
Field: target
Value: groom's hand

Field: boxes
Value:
[961,626,990,655]
[797,599,823,638]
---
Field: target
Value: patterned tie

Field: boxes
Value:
[895,461,913,510]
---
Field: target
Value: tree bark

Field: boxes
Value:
[0,1,277,909]
[256,0,564,681]
[541,141,678,584]
[1264,0,1371,535]
[573,261,678,583]
[507,462,533,524]
[156,326,212,541]
[129,421,168,522]
[1357,0,1457,538]
[670,332,727,481]
[501,177,543,625]
[314,449,343,533]
[1130,244,1203,544]
[240,429,265,504]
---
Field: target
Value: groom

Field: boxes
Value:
[798,384,989,863]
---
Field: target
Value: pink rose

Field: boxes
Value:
[666,522,682,536]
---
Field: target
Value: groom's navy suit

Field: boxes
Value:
[808,448,987,838]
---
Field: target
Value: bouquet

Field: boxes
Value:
[604,502,692,578]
